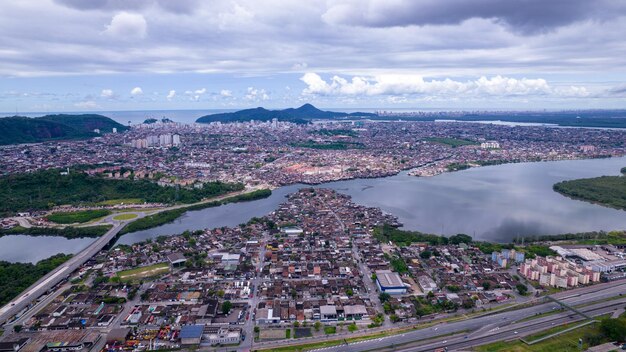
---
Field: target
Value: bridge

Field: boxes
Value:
[0,187,262,326]
[0,221,128,325]
[545,295,594,320]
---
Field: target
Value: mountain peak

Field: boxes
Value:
[296,103,319,111]
[196,104,376,124]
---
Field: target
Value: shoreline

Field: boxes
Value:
[1,156,625,263]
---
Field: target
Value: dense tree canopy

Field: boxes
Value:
[0,167,243,215]
[553,170,626,210]
[0,254,72,306]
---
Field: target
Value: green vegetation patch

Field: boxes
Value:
[119,208,186,235]
[476,315,624,352]
[46,209,111,224]
[0,167,243,216]
[120,189,272,234]
[446,162,471,171]
[310,129,358,137]
[97,198,143,206]
[323,326,337,334]
[293,140,364,150]
[0,114,125,145]
[0,253,72,306]
[0,224,112,239]
[374,224,447,246]
[424,137,477,147]
[553,169,626,210]
[112,213,138,221]
[116,262,169,282]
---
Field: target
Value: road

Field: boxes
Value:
[393,300,625,352]
[0,187,262,327]
[249,280,626,352]
[0,221,128,325]
[322,197,389,327]
[240,231,269,351]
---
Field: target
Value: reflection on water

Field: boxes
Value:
[0,235,94,263]
[119,156,626,245]
[3,156,626,263]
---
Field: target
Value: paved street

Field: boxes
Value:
[249,280,626,352]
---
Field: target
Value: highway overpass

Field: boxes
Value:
[0,222,126,325]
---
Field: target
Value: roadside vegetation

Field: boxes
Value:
[0,253,72,306]
[0,224,112,239]
[46,209,111,224]
[476,312,626,351]
[553,168,626,210]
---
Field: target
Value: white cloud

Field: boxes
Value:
[220,89,232,97]
[103,12,147,40]
[299,73,578,98]
[74,100,100,109]
[245,86,269,101]
[166,89,176,100]
[100,89,114,98]
[130,86,143,95]
[183,88,206,101]
[0,1,624,109]
[292,62,308,70]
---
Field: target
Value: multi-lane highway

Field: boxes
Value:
[0,221,128,325]
[249,281,626,352]
[0,187,260,327]
[389,300,624,352]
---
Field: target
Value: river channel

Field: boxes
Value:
[3,156,626,263]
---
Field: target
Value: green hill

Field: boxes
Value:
[196,103,376,124]
[0,114,127,145]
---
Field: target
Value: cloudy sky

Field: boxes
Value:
[1,0,625,112]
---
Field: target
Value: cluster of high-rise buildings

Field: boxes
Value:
[491,249,525,268]
[130,133,181,148]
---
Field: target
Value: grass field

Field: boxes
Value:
[46,209,111,224]
[475,321,607,352]
[113,213,138,221]
[116,263,169,282]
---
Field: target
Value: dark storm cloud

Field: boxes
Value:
[324,0,626,34]
[54,0,199,14]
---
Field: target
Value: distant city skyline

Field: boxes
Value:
[1,1,626,112]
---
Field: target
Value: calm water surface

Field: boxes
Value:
[3,156,626,262]
[119,156,626,245]
[0,235,94,263]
